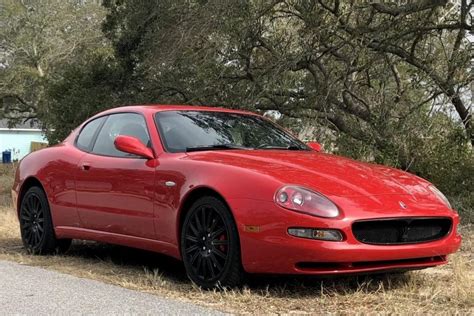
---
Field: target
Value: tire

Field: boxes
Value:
[181,196,244,289]
[19,186,72,255]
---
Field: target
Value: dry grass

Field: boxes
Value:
[0,164,472,314]
[0,163,15,206]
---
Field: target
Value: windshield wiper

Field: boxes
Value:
[257,145,306,150]
[186,144,249,152]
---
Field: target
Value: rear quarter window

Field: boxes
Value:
[76,116,106,151]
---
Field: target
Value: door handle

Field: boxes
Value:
[81,163,91,171]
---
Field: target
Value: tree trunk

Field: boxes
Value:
[446,87,473,146]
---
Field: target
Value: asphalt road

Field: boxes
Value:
[0,260,223,315]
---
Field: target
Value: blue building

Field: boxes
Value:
[0,119,48,161]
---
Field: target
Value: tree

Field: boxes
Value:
[0,0,107,125]
[39,0,473,217]
[99,0,472,151]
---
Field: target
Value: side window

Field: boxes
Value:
[76,116,106,151]
[92,113,150,157]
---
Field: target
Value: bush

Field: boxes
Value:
[292,112,473,224]
[408,124,474,224]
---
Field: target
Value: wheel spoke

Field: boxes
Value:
[33,230,40,245]
[35,196,41,211]
[185,244,199,254]
[190,250,200,265]
[185,234,198,243]
[24,228,33,243]
[189,222,199,237]
[201,257,209,278]
[204,208,213,228]
[194,213,203,233]
[214,248,227,259]
[212,239,228,246]
[22,204,31,217]
[25,198,32,214]
[209,253,223,271]
[27,197,35,214]
[210,227,225,239]
[32,196,39,211]
[25,235,33,246]
[201,207,209,231]
[195,256,203,276]
[208,218,218,233]
[206,257,216,278]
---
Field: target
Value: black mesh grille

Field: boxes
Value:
[352,217,452,245]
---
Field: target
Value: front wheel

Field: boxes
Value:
[19,186,71,255]
[181,196,243,289]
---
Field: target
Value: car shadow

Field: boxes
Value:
[66,240,189,284]
[64,240,413,297]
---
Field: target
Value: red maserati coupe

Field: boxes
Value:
[12,105,461,288]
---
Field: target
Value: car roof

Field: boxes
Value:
[95,104,259,117]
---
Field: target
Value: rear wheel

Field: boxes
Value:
[19,186,71,255]
[181,196,243,289]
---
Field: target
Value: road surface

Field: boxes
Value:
[0,260,223,315]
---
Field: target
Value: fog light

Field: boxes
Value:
[288,228,343,241]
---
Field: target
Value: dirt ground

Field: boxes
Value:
[0,164,472,314]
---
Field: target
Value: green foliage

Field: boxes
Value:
[44,50,122,143]
[2,0,472,221]
[0,0,107,124]
[410,118,472,195]
[408,118,474,223]
[334,108,473,222]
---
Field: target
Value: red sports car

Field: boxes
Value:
[12,105,461,288]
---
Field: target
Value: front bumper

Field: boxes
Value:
[229,199,462,275]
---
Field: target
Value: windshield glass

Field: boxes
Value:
[155,111,309,153]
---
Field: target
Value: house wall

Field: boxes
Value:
[0,130,48,161]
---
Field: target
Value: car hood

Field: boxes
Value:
[185,150,432,198]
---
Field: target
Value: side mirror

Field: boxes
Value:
[307,141,322,152]
[114,135,154,159]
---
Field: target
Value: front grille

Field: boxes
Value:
[352,217,452,245]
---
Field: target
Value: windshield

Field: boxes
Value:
[155,111,309,153]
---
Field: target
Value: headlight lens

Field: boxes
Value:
[275,185,340,218]
[429,185,452,209]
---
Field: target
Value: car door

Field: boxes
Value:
[74,112,156,240]
[48,116,107,229]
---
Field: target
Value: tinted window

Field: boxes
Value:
[155,111,308,153]
[92,113,150,157]
[76,116,106,151]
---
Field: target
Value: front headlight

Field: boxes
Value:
[428,185,452,209]
[274,185,340,218]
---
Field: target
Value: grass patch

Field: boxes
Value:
[0,164,472,314]
[0,163,15,206]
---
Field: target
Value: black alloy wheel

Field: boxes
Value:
[19,186,71,254]
[181,196,243,289]
[20,191,45,248]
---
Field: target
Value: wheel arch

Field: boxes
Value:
[17,177,46,216]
